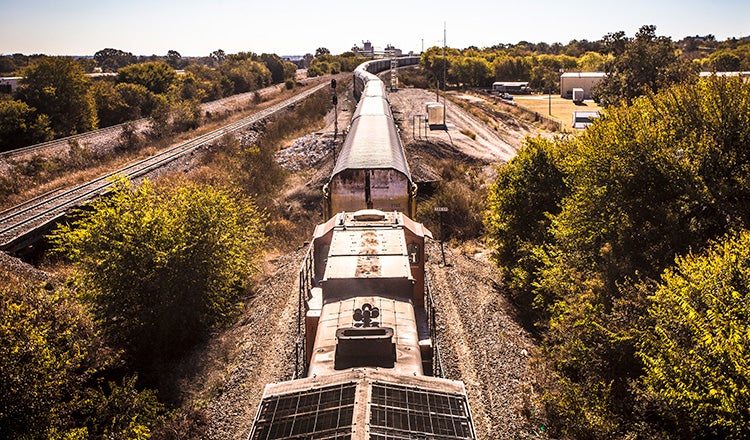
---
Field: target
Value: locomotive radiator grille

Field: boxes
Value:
[250,383,356,440]
[369,382,476,439]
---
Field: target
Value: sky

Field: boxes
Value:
[1,0,749,57]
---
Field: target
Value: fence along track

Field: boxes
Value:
[0,83,327,252]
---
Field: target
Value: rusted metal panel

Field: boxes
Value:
[329,168,410,215]
[369,169,409,213]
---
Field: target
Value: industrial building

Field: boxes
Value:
[560,72,606,100]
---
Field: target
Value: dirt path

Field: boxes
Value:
[389,88,525,163]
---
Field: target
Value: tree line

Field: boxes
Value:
[0,49,299,151]
[418,26,750,95]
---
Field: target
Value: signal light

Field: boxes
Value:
[330,79,337,89]
[332,95,338,105]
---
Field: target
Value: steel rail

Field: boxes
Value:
[0,121,146,160]
[0,81,305,160]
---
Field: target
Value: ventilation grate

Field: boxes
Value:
[250,383,356,440]
[369,382,475,440]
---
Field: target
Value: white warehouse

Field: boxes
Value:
[560,72,606,100]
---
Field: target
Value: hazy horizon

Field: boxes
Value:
[2,0,749,57]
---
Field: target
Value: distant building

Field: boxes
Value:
[560,72,606,100]
[0,77,21,94]
[699,71,750,81]
[572,110,600,129]
[384,44,402,57]
[352,41,375,58]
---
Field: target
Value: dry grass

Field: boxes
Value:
[512,94,602,131]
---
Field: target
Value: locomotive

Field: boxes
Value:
[248,57,477,440]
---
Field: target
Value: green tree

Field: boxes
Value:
[220,59,271,94]
[708,50,742,71]
[260,53,288,84]
[117,82,160,118]
[493,56,531,81]
[0,56,18,75]
[0,268,164,438]
[209,49,227,66]
[0,275,99,437]
[595,25,697,106]
[485,76,750,437]
[15,56,98,136]
[91,80,131,127]
[640,230,750,438]
[185,64,227,100]
[577,51,610,71]
[449,56,493,87]
[420,46,460,89]
[117,61,177,94]
[49,178,267,372]
[485,137,567,316]
[94,48,137,71]
[165,49,185,69]
[0,99,52,150]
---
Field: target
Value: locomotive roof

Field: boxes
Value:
[249,369,476,440]
[331,114,411,178]
[307,295,422,378]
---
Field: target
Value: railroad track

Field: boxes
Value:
[0,82,327,253]
[0,81,301,161]
[0,121,147,160]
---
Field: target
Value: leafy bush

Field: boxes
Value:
[0,99,52,151]
[49,178,267,372]
[641,231,750,438]
[15,57,97,137]
[0,268,165,438]
[485,137,567,317]
[485,76,750,437]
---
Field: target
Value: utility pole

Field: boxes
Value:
[548,85,552,115]
[443,22,447,127]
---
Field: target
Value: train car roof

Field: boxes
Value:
[332,114,410,177]
[352,94,393,120]
[249,369,477,440]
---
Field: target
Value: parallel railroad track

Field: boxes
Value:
[0,81,299,161]
[0,122,143,160]
[0,82,327,252]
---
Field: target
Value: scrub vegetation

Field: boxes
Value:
[485,75,750,438]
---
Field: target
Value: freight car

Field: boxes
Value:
[323,56,420,220]
[248,57,477,440]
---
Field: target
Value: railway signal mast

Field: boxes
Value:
[331,78,338,162]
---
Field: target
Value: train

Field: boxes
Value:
[248,57,477,440]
